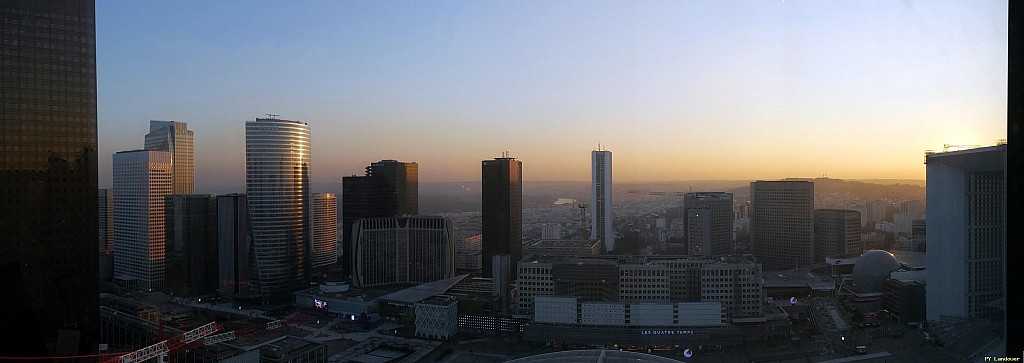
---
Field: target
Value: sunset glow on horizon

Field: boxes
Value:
[95,1,1007,187]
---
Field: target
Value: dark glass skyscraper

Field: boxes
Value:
[683,192,734,256]
[814,209,862,262]
[341,160,418,276]
[218,194,254,299]
[0,0,99,355]
[165,194,218,297]
[481,157,522,280]
[749,181,814,271]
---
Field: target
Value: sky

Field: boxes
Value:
[95,1,1007,188]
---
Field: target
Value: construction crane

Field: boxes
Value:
[103,313,309,363]
[627,189,685,197]
[942,144,980,152]
[104,322,219,363]
[577,202,589,242]
[924,144,986,164]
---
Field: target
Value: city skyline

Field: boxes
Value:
[95,1,1006,188]
[1,1,1014,360]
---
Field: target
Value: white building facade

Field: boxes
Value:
[415,296,459,339]
[144,120,194,194]
[926,145,1005,322]
[534,296,725,327]
[112,150,173,290]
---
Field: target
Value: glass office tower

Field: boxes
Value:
[245,118,310,302]
[0,0,99,355]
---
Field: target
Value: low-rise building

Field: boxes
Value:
[701,255,764,321]
[259,336,326,363]
[881,278,926,323]
[415,296,459,340]
[522,238,600,258]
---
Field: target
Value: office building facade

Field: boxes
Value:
[926,145,1005,322]
[99,188,114,251]
[164,194,217,297]
[113,150,173,290]
[0,0,99,354]
[455,233,483,272]
[814,209,862,262]
[749,181,814,270]
[144,120,194,194]
[218,194,254,299]
[482,157,523,280]
[591,149,613,251]
[341,160,418,276]
[516,255,761,320]
[351,216,455,288]
[311,193,338,271]
[700,256,764,321]
[245,118,311,302]
[683,192,734,256]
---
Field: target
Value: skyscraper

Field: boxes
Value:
[164,194,218,297]
[683,192,734,256]
[99,188,114,251]
[814,209,862,262]
[749,181,814,270]
[311,193,339,271]
[0,1,99,354]
[341,160,418,276]
[591,149,614,251]
[112,150,173,291]
[245,118,310,302]
[144,120,194,194]
[481,156,522,280]
[926,145,1005,322]
[218,194,253,299]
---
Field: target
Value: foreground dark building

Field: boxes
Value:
[341,160,418,276]
[749,180,814,270]
[0,0,99,355]
[481,157,522,280]
[165,195,218,297]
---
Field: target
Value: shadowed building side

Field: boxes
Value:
[0,0,100,355]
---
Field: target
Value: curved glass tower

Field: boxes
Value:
[245,118,310,302]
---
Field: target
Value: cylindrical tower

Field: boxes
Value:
[245,118,311,302]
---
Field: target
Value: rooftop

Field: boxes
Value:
[507,349,683,363]
[378,274,470,304]
[888,249,926,269]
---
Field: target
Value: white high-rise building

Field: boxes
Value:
[591,148,613,251]
[246,118,311,302]
[112,150,173,291]
[926,145,1005,323]
[311,193,338,270]
[144,120,194,194]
